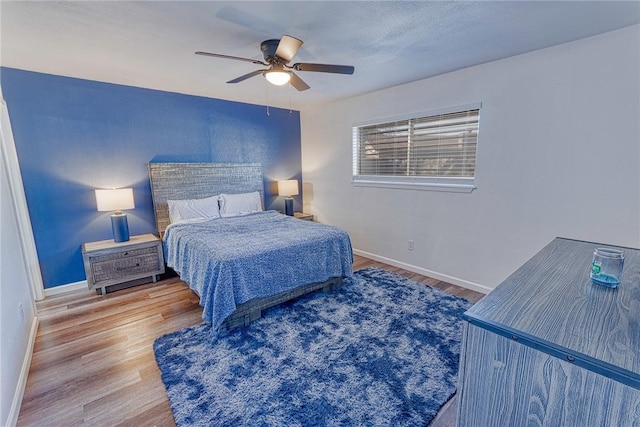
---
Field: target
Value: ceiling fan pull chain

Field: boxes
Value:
[265,81,270,116]
[289,82,292,114]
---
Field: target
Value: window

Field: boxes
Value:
[352,103,480,192]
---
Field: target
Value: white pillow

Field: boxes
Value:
[219,192,263,216]
[167,195,220,223]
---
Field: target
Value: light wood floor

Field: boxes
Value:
[17,255,484,426]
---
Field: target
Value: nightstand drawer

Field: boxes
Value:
[91,250,161,284]
[91,246,157,264]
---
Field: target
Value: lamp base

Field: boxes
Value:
[284,198,294,216]
[111,213,130,242]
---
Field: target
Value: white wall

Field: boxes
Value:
[1,95,38,426]
[301,25,640,291]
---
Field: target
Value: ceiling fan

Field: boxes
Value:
[195,35,355,91]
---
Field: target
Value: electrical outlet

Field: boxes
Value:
[408,240,414,251]
[18,303,24,322]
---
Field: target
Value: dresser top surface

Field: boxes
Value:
[466,237,640,376]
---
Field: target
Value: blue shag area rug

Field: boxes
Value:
[154,267,473,427]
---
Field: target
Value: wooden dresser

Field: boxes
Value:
[456,237,640,426]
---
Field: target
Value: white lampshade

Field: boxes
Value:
[278,180,299,197]
[95,188,135,212]
[265,70,291,86]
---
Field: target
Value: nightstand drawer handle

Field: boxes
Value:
[116,263,140,271]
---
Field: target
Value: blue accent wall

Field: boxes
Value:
[1,67,302,289]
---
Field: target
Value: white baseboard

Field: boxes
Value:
[44,280,87,297]
[6,315,39,426]
[353,248,492,295]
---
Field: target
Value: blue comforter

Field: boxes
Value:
[163,211,353,330]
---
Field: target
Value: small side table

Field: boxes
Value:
[82,234,165,295]
[293,212,314,221]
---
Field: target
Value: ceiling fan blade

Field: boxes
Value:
[289,72,310,91]
[227,69,265,84]
[275,35,303,62]
[195,51,267,66]
[292,63,355,75]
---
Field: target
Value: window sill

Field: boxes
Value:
[352,179,476,193]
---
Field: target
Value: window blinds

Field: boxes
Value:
[353,108,479,182]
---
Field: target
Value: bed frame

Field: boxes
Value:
[148,162,342,331]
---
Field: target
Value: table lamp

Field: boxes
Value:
[95,188,135,242]
[277,180,299,216]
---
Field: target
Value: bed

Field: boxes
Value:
[148,162,353,332]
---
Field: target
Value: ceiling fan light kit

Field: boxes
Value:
[196,34,354,91]
[264,66,291,86]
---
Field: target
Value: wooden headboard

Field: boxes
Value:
[148,162,264,235]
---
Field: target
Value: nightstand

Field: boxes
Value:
[293,212,314,221]
[82,233,165,295]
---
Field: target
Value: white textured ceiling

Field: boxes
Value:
[1,1,639,110]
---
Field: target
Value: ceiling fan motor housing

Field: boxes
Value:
[261,39,282,63]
